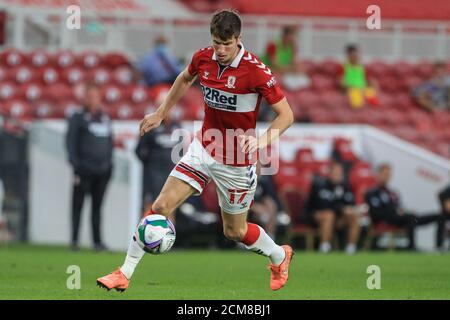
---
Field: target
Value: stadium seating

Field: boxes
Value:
[181,0,450,21]
[0,48,448,160]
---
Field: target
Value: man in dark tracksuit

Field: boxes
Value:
[66,83,114,251]
[437,180,450,249]
[135,118,181,218]
[365,163,447,250]
[306,162,361,253]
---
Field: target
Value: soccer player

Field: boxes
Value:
[97,10,295,292]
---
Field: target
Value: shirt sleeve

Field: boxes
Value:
[251,58,285,105]
[65,113,80,169]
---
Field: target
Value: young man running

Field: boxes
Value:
[97,10,295,292]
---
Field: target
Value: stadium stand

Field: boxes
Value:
[0,47,448,158]
[181,0,450,21]
[0,0,449,253]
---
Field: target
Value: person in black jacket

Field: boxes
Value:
[365,163,448,250]
[306,162,361,254]
[66,82,114,251]
[437,178,450,250]
[135,115,182,218]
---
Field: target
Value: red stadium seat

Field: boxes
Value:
[54,50,76,69]
[278,184,317,250]
[392,92,415,110]
[0,82,17,100]
[2,100,32,120]
[29,49,50,68]
[366,61,391,79]
[11,66,34,84]
[37,67,59,85]
[0,49,25,68]
[62,67,85,85]
[379,75,400,93]
[45,83,73,102]
[21,83,44,101]
[319,90,348,109]
[200,181,220,213]
[102,85,122,103]
[103,52,130,68]
[392,61,414,77]
[318,59,341,77]
[400,75,422,92]
[113,66,134,86]
[32,99,56,119]
[294,147,315,166]
[135,102,156,117]
[311,74,336,92]
[333,137,358,162]
[79,51,101,69]
[295,90,320,108]
[109,102,138,120]
[415,61,433,79]
[0,65,7,82]
[61,100,83,119]
[129,85,149,104]
[88,68,112,86]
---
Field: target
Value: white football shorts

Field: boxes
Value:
[169,138,257,214]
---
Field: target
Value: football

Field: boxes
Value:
[134,214,176,254]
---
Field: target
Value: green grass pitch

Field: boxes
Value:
[0,245,449,300]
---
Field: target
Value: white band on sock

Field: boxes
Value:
[243,225,285,266]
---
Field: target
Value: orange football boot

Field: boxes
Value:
[268,245,294,291]
[96,269,129,292]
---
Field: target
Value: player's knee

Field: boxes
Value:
[223,226,246,242]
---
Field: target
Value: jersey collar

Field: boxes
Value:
[212,43,245,68]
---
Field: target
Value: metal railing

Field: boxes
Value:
[1,5,449,63]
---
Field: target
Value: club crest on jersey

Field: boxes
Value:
[225,76,236,89]
[203,71,209,79]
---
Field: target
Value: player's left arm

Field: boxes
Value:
[240,97,294,154]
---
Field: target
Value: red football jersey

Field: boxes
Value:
[188,44,285,166]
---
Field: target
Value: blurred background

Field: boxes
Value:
[0,0,449,254]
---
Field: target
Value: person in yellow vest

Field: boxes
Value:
[262,26,310,91]
[339,44,379,109]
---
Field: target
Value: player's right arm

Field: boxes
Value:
[139,67,197,136]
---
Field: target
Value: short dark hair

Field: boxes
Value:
[210,9,241,41]
[346,43,358,54]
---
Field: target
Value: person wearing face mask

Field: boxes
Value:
[134,35,182,87]
[66,81,114,252]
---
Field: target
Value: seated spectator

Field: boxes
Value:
[438,177,450,250]
[365,163,448,250]
[412,61,450,113]
[134,35,182,87]
[261,25,310,91]
[305,162,361,254]
[338,44,378,109]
